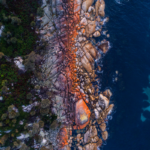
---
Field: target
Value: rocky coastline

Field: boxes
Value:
[33,0,114,149]
[0,0,114,149]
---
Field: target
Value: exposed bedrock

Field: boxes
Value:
[35,0,114,149]
[95,0,105,17]
[74,99,91,129]
[82,0,94,12]
[57,127,69,149]
[98,40,110,53]
[84,125,97,144]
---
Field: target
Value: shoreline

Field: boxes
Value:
[36,0,114,149]
[0,0,114,149]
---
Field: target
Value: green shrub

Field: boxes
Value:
[0,1,43,145]
[1,113,7,120]
[1,86,8,94]
[30,21,35,27]
[11,17,21,25]
[1,80,7,86]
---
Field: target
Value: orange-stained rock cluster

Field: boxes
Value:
[57,127,68,148]
[37,0,114,149]
[74,99,91,130]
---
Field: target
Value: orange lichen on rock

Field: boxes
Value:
[74,99,91,130]
[57,127,69,148]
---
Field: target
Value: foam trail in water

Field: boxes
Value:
[115,0,122,4]
[115,0,129,4]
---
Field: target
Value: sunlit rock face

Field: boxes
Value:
[35,0,114,149]
[57,127,69,149]
[74,99,91,129]
[82,0,94,12]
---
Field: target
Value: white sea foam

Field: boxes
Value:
[97,147,101,150]
[115,0,122,4]
[115,0,129,5]
[107,115,113,120]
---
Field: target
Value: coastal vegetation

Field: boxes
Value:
[0,0,38,57]
[0,0,112,149]
[0,0,56,148]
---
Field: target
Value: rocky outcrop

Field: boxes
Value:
[28,0,114,149]
[57,128,69,149]
[82,0,94,12]
[98,40,110,53]
[99,122,106,131]
[99,94,110,109]
[102,131,108,140]
[95,0,105,17]
[103,89,112,99]
[84,125,97,144]
[84,143,97,150]
[74,99,91,129]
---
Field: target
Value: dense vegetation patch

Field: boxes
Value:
[0,0,43,147]
[0,57,34,146]
[0,0,39,57]
[0,1,57,148]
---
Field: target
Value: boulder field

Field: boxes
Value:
[33,0,114,149]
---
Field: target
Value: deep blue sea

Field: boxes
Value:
[101,0,150,149]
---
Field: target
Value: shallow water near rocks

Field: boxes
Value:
[100,0,150,149]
